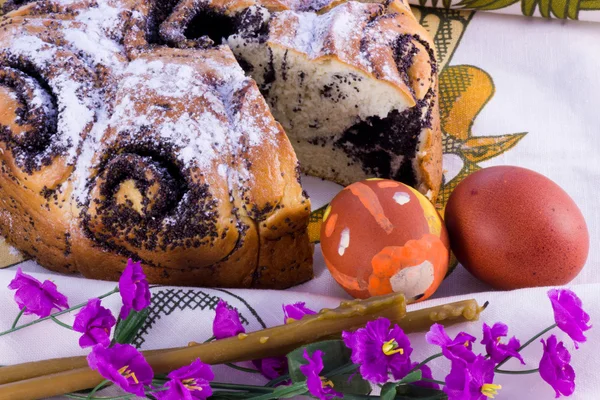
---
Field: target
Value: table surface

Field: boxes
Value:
[1,6,600,400]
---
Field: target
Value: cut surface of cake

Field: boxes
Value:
[0,0,440,287]
[225,0,441,200]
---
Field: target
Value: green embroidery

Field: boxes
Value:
[132,289,266,347]
[455,0,600,19]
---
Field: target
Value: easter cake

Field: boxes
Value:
[0,0,440,287]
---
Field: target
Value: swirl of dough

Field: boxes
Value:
[0,66,58,171]
[83,138,241,259]
[85,152,185,248]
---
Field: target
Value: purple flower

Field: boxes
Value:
[156,359,214,400]
[73,298,116,348]
[444,355,500,400]
[481,322,524,365]
[539,335,575,398]
[548,289,591,348]
[213,300,245,340]
[252,357,289,381]
[283,302,316,323]
[8,268,69,318]
[342,317,413,384]
[247,302,315,381]
[119,259,151,320]
[87,343,153,396]
[411,362,439,390]
[300,349,343,400]
[211,300,287,382]
[426,323,476,365]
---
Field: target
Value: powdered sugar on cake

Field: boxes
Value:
[7,32,97,165]
[2,0,277,205]
[108,56,272,177]
[1,0,434,216]
[270,3,376,71]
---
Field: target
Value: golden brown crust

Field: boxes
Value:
[0,0,312,288]
[415,84,442,202]
[364,3,441,201]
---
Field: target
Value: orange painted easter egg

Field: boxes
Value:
[320,179,450,300]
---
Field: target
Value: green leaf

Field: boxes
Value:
[521,0,538,15]
[396,384,448,399]
[397,370,423,385]
[245,382,307,400]
[112,308,149,345]
[287,340,370,395]
[210,393,259,400]
[379,371,423,400]
[380,382,397,400]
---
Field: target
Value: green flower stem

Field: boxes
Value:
[495,368,540,375]
[65,386,168,400]
[65,394,135,400]
[420,378,446,385]
[204,335,215,343]
[245,382,308,400]
[225,362,262,374]
[10,307,26,329]
[211,382,275,392]
[152,379,275,393]
[495,323,557,370]
[86,380,111,399]
[342,393,447,400]
[0,287,119,337]
[51,316,74,330]
[408,353,443,374]
[211,392,260,399]
[265,374,290,387]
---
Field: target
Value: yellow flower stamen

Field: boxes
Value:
[382,339,404,356]
[481,383,502,398]
[117,365,139,384]
[182,378,203,391]
[464,341,470,347]
[320,377,334,388]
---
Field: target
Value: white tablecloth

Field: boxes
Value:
[1,6,600,400]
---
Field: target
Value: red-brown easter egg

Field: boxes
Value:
[320,179,450,300]
[445,166,589,289]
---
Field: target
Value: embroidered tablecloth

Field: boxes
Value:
[1,3,599,400]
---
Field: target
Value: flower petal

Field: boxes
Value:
[282,302,316,323]
[119,259,150,320]
[425,323,451,347]
[212,300,245,339]
[539,335,576,398]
